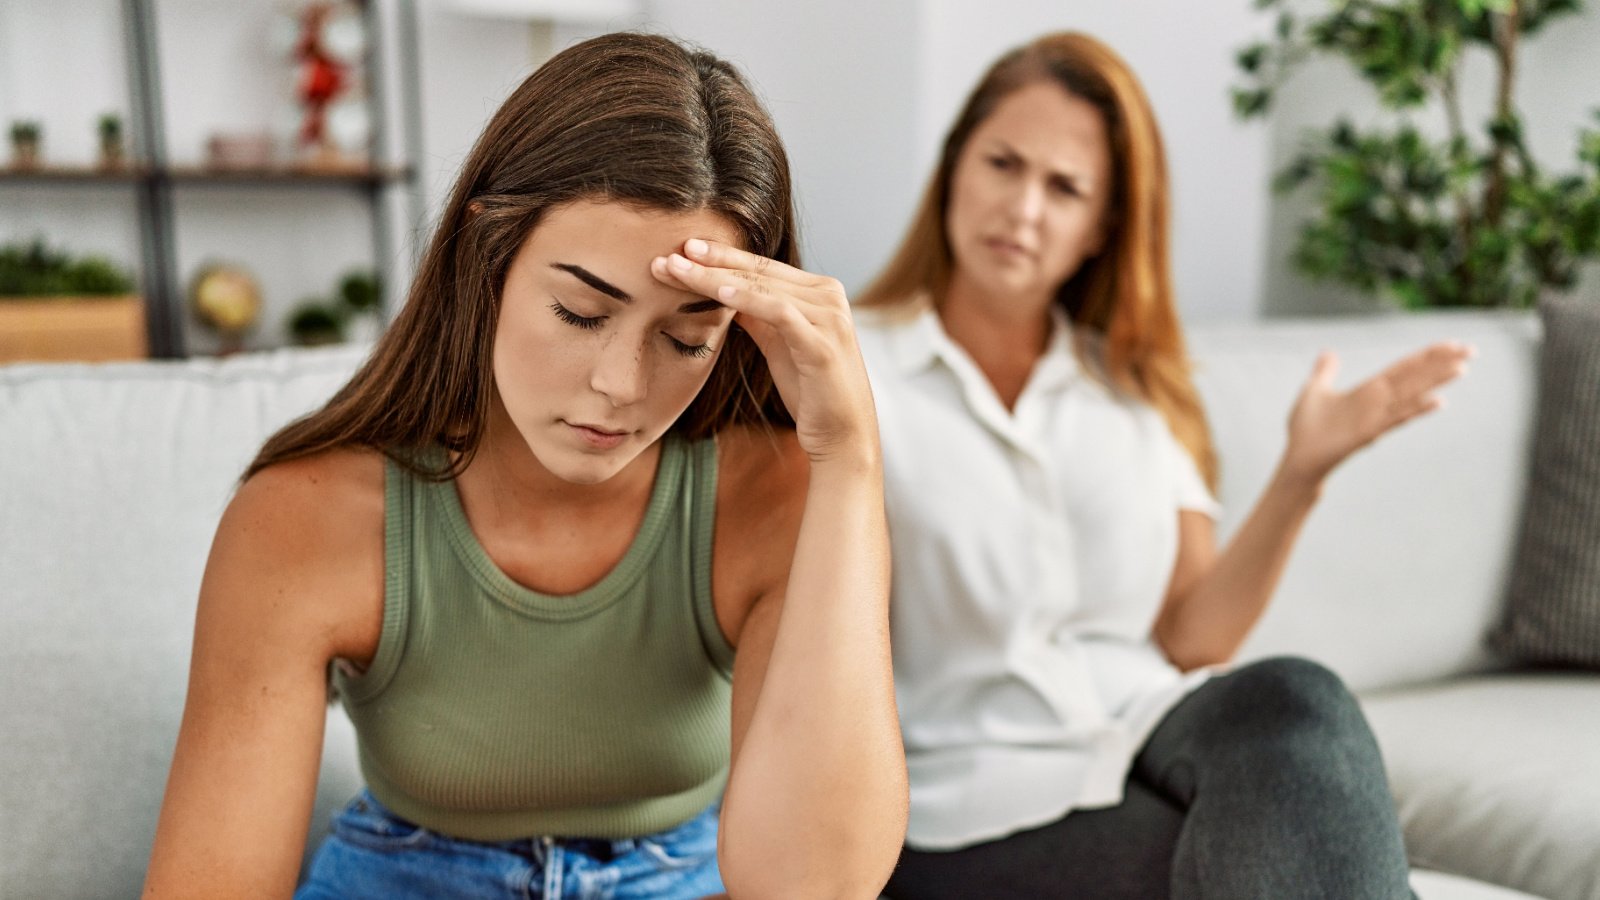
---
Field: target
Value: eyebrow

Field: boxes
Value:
[552,263,629,301]
[551,262,725,314]
[990,140,1089,188]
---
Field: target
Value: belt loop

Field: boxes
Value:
[543,836,562,898]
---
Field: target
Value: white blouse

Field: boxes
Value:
[856,305,1224,850]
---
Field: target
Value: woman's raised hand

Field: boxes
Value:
[1282,341,1475,482]
[651,238,878,466]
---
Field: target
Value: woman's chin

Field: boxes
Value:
[540,447,638,486]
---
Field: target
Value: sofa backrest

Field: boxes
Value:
[0,346,368,897]
[0,311,1542,893]
[1186,311,1540,693]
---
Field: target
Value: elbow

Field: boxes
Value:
[1154,626,1233,673]
[718,808,907,900]
[720,864,894,900]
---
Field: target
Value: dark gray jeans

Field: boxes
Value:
[885,657,1415,900]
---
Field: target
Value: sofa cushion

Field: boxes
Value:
[1186,312,1540,693]
[0,347,368,896]
[1490,297,1600,670]
[1361,673,1600,900]
[1411,869,1551,900]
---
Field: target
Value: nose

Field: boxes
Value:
[589,335,648,407]
[1005,178,1046,226]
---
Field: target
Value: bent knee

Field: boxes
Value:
[1218,656,1365,738]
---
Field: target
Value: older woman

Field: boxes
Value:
[858,31,1468,899]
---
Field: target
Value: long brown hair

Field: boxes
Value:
[858,32,1217,490]
[247,33,795,481]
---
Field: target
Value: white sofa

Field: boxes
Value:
[1,311,1592,899]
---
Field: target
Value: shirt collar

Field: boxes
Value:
[889,301,1082,393]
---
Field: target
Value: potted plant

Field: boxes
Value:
[98,114,125,170]
[287,299,346,346]
[284,269,383,347]
[1234,0,1600,309]
[338,269,382,341]
[0,239,145,362]
[9,121,42,170]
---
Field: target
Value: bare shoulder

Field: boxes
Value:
[710,425,809,646]
[715,424,809,513]
[207,446,387,663]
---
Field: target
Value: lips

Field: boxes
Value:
[984,236,1033,257]
[563,420,632,450]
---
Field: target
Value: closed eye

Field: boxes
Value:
[987,154,1017,172]
[667,335,714,358]
[549,300,603,330]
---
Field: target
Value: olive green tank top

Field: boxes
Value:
[333,435,735,841]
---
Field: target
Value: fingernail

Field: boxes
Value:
[685,238,709,257]
[718,284,737,301]
[669,254,692,272]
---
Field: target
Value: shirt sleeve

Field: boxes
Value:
[1166,426,1222,520]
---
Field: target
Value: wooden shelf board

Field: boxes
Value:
[0,164,413,187]
[0,165,149,184]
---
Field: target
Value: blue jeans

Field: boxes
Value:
[296,789,725,899]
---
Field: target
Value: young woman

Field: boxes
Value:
[143,33,906,900]
[857,32,1471,899]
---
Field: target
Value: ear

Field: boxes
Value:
[466,199,485,218]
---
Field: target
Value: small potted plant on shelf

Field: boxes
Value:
[9,121,42,170]
[98,114,125,170]
[0,239,145,363]
[287,299,346,346]
[285,269,382,347]
[339,269,381,341]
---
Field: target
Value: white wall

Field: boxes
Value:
[640,0,922,295]
[1260,0,1600,314]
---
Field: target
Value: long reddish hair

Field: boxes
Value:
[247,33,796,481]
[858,31,1216,489]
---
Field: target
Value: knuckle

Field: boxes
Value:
[778,305,807,331]
[817,307,852,335]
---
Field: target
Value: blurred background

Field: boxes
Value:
[2,0,1598,361]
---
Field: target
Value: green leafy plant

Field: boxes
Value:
[9,120,40,144]
[285,269,381,345]
[97,114,122,143]
[1234,0,1600,309]
[287,300,345,345]
[0,239,136,298]
[338,270,380,313]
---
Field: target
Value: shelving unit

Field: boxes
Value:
[0,0,425,359]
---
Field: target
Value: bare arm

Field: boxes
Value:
[720,456,902,899]
[655,239,907,899]
[143,456,382,899]
[1154,342,1472,670]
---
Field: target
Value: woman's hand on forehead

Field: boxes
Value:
[648,239,879,467]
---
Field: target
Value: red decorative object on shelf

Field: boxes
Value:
[290,1,368,168]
